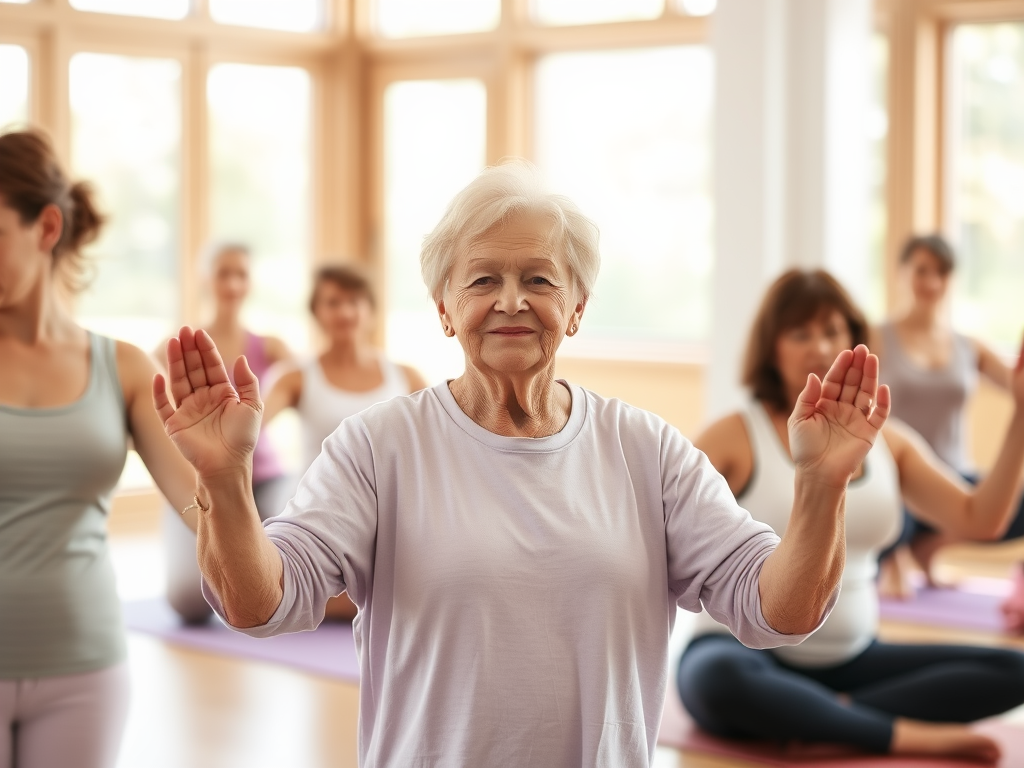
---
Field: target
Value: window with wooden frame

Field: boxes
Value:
[885,0,1024,352]
[365,0,716,381]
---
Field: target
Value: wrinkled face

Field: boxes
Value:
[905,247,951,306]
[211,248,251,310]
[773,308,853,397]
[0,200,59,310]
[438,211,585,377]
[312,281,374,344]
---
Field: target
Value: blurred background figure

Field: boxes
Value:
[162,242,293,624]
[261,263,427,620]
[874,235,1024,624]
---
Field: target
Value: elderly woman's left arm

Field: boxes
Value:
[669,346,889,643]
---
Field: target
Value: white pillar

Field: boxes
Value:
[707,0,872,419]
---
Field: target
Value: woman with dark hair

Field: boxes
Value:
[260,263,427,619]
[677,268,1024,762]
[0,129,197,767]
[872,235,1024,615]
[162,242,294,624]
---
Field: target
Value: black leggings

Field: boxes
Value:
[677,634,1024,753]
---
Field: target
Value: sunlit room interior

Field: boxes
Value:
[3,0,1024,766]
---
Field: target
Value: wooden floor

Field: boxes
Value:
[108,516,1024,768]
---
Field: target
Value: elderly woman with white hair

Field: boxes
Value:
[154,161,890,766]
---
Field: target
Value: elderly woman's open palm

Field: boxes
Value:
[788,344,891,485]
[153,326,262,479]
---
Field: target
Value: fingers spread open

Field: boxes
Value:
[820,348,854,403]
[853,352,880,414]
[791,373,822,422]
[167,336,193,409]
[152,373,176,425]
[179,326,209,391]
[233,355,262,408]
[195,329,231,387]
[867,383,891,430]
[837,345,868,404]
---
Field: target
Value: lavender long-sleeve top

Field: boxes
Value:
[205,381,830,767]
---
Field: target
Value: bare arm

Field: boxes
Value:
[153,327,283,628]
[401,364,429,394]
[693,414,752,497]
[262,335,294,367]
[757,346,890,635]
[977,338,1015,391]
[887,336,1024,539]
[117,341,199,532]
[261,367,302,424]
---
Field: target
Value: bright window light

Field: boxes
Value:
[209,0,322,32]
[374,0,499,38]
[535,46,713,346]
[532,0,662,27]
[208,64,312,353]
[383,79,487,384]
[70,53,182,355]
[676,0,716,16]
[0,45,30,128]
[947,23,1024,347]
[69,0,189,20]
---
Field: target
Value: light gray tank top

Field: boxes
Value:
[879,322,978,473]
[692,402,902,666]
[296,356,410,472]
[0,332,129,677]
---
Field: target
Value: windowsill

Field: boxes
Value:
[557,337,707,365]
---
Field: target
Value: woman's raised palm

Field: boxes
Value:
[788,345,891,486]
[153,327,263,479]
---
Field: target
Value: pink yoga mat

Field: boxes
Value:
[878,578,1011,633]
[658,689,1024,767]
[122,598,360,682]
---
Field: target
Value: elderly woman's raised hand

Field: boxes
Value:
[152,326,263,480]
[788,344,891,487]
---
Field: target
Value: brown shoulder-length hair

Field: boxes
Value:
[309,263,376,314]
[742,269,869,413]
[0,128,106,293]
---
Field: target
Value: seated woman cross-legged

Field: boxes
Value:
[677,269,1024,764]
[155,162,889,767]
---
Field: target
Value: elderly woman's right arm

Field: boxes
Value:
[153,327,286,628]
[675,346,890,641]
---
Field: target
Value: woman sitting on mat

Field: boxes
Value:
[163,242,294,624]
[155,161,886,767]
[260,263,427,620]
[872,235,1024,617]
[677,268,1024,763]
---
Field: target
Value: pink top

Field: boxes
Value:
[235,332,285,485]
[205,382,834,767]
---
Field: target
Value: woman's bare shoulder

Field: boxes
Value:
[695,412,753,495]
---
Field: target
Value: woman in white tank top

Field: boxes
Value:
[870,234,1024,613]
[262,264,427,619]
[678,269,1024,762]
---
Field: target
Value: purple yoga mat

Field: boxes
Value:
[122,598,360,682]
[878,578,1011,633]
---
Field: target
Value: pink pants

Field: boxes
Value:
[0,663,130,768]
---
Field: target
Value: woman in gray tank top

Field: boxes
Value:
[873,234,1024,625]
[0,129,200,768]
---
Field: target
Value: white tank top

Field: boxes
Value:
[691,401,902,667]
[297,356,411,471]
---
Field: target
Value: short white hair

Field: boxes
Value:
[420,160,600,303]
